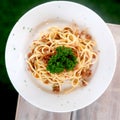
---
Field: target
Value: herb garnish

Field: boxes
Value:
[47,46,77,73]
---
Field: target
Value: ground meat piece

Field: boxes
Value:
[42,53,53,64]
[81,69,92,79]
[52,83,60,93]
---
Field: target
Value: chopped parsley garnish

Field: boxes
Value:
[47,46,77,73]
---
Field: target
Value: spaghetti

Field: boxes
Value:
[27,26,98,93]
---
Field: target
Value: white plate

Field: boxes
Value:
[5,1,116,112]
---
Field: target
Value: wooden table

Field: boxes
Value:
[15,24,120,120]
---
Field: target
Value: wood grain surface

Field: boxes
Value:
[15,24,120,120]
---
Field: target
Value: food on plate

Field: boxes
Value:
[27,25,98,93]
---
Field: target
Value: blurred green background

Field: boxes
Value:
[0,0,120,119]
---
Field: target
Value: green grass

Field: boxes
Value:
[0,0,120,90]
[79,0,120,24]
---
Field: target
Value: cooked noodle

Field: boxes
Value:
[27,26,98,93]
